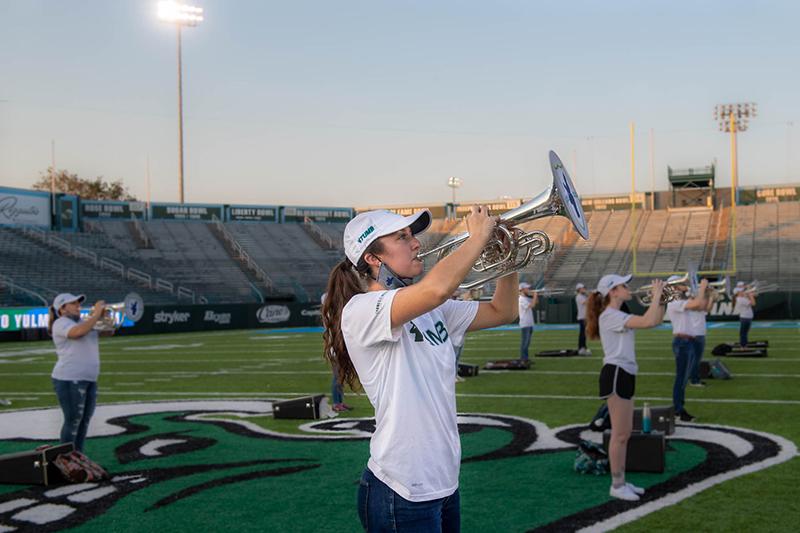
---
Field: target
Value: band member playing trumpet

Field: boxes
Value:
[47,293,112,452]
[666,276,709,422]
[586,274,665,502]
[322,206,518,531]
[518,282,539,362]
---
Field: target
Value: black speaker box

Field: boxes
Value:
[632,405,675,435]
[603,430,665,473]
[273,395,331,420]
[0,443,73,485]
[536,349,579,357]
[457,363,479,377]
[484,359,531,370]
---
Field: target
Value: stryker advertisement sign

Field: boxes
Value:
[0,187,51,228]
[150,203,223,221]
[0,308,133,332]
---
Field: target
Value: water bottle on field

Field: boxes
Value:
[642,402,652,434]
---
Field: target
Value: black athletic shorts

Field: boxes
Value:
[599,364,636,400]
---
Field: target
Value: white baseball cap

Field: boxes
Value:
[343,209,431,266]
[519,282,531,290]
[667,275,683,283]
[736,281,745,287]
[596,274,632,297]
[52,293,85,313]
[733,287,743,294]
[575,283,585,290]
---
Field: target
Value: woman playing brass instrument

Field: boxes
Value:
[586,275,665,502]
[47,293,112,452]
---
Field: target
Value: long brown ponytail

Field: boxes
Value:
[585,291,610,340]
[47,306,58,338]
[322,240,384,391]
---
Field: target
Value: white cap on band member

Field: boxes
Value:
[343,209,431,266]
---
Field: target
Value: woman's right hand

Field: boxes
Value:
[90,300,107,319]
[465,205,497,247]
[649,279,665,303]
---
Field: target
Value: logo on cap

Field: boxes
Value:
[357,226,375,244]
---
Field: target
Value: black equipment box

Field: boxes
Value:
[484,359,531,370]
[603,430,665,473]
[700,359,732,380]
[633,405,674,435]
[536,349,578,357]
[0,443,73,485]
[457,363,479,377]
[273,395,331,420]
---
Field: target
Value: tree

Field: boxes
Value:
[32,168,137,201]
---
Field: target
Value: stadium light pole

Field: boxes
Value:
[447,176,463,219]
[714,102,757,206]
[158,1,204,204]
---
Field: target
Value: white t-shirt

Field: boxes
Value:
[575,293,588,320]
[687,310,707,337]
[342,289,479,502]
[518,295,534,328]
[734,296,754,319]
[667,300,693,336]
[51,316,100,382]
[599,307,637,375]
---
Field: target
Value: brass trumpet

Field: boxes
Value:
[91,293,145,331]
[419,151,590,290]
[633,275,690,306]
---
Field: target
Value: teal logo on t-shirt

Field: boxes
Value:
[409,320,449,346]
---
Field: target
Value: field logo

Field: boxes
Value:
[0,401,794,532]
[256,305,291,323]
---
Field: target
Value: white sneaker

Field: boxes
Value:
[625,482,645,495]
[585,348,592,355]
[455,375,465,383]
[609,484,640,501]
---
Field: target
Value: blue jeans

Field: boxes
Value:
[739,318,752,346]
[357,468,460,533]
[52,379,97,452]
[520,327,533,360]
[690,336,706,384]
[331,372,344,405]
[671,338,693,413]
[577,319,586,350]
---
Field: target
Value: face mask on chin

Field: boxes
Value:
[376,262,414,290]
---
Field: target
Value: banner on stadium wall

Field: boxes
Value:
[453,199,522,218]
[150,203,224,221]
[739,186,800,205]
[81,200,146,219]
[281,206,353,223]
[356,204,448,219]
[581,193,645,211]
[0,308,134,332]
[226,205,279,222]
[58,195,79,231]
[0,187,51,228]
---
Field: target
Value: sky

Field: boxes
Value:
[1,0,799,208]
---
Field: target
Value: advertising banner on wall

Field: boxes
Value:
[0,187,51,228]
[150,203,224,221]
[227,205,279,222]
[281,206,353,223]
[0,308,134,332]
[81,200,146,219]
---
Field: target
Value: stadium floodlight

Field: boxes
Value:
[158,1,204,204]
[714,102,757,206]
[447,176,463,208]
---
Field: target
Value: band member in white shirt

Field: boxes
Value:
[666,276,709,422]
[688,287,715,387]
[733,283,756,346]
[575,283,591,355]
[518,283,539,361]
[586,274,665,502]
[322,206,518,531]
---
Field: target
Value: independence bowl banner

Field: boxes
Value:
[0,401,795,532]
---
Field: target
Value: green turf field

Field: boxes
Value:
[0,325,798,532]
